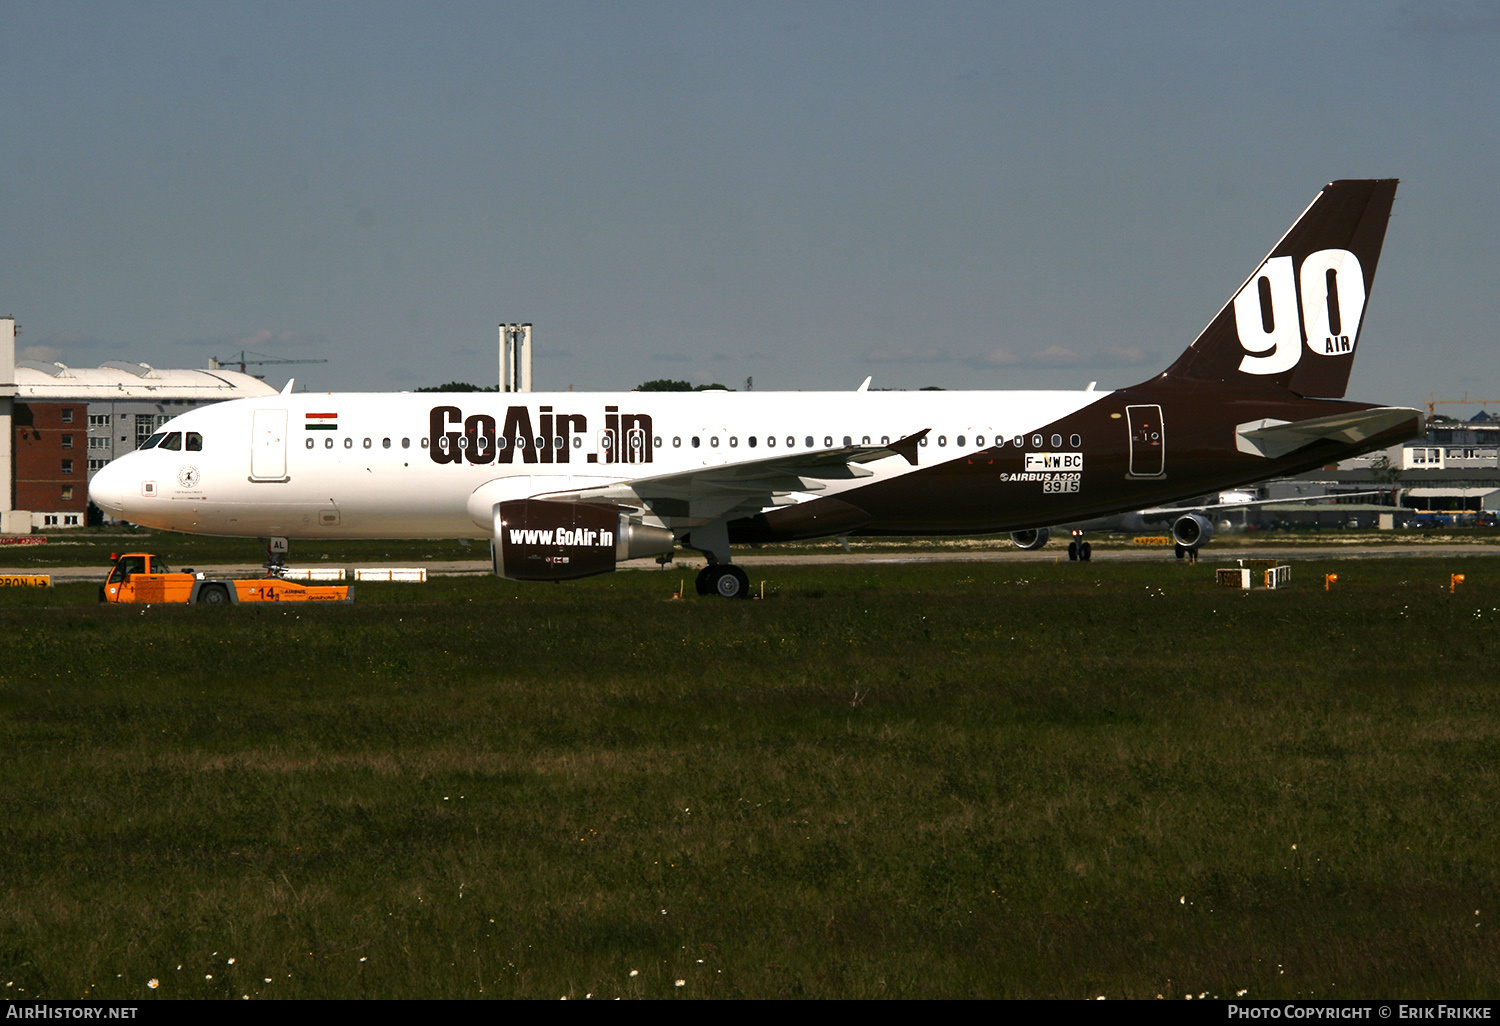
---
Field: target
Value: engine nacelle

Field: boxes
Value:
[1010,527,1051,550]
[491,499,675,581]
[1171,512,1215,549]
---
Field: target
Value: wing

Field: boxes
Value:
[535,429,929,525]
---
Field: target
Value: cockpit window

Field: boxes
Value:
[140,432,164,451]
[186,432,202,452]
[159,432,183,451]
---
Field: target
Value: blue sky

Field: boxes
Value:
[1,1,1496,408]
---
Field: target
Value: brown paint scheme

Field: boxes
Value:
[736,179,1415,544]
[734,385,1418,543]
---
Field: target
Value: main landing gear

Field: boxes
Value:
[687,521,751,599]
[696,564,751,599]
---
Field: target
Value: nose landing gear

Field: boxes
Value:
[1067,530,1092,562]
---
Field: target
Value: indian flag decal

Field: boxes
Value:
[305,412,338,431]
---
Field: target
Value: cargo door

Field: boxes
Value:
[1127,405,1165,478]
[250,409,289,482]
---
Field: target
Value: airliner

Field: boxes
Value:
[1014,488,1389,561]
[90,179,1422,597]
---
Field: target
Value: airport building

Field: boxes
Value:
[1332,411,1500,516]
[1,317,277,533]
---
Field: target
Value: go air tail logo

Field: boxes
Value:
[1234,249,1365,375]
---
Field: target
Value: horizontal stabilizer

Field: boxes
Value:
[1235,406,1421,460]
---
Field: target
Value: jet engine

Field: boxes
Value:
[491,499,675,581]
[1171,512,1215,549]
[1010,527,1050,550]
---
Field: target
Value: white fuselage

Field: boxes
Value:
[88,388,1109,540]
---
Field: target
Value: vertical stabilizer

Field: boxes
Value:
[1161,179,1397,397]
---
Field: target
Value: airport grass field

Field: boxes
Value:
[2,553,1499,999]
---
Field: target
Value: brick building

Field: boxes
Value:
[12,401,89,526]
[2,317,279,532]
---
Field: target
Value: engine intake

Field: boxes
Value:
[1010,527,1051,550]
[1171,512,1215,549]
[492,499,674,581]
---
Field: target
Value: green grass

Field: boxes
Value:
[1,559,1498,999]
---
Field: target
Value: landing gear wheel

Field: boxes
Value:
[695,566,715,596]
[1079,542,1092,562]
[1175,544,1186,560]
[1067,541,1079,561]
[714,565,750,599]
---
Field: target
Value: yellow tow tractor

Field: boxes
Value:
[99,552,353,605]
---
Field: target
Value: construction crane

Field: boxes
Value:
[1423,393,1500,420]
[208,350,329,375]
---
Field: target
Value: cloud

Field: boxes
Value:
[1031,345,1084,367]
[1397,0,1500,33]
[174,328,329,351]
[20,333,127,365]
[863,347,953,364]
[963,343,1154,370]
[969,347,1020,367]
[1097,345,1151,366]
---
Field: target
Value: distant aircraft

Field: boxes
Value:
[91,179,1421,597]
[1011,489,1389,560]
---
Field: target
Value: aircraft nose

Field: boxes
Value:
[88,459,131,515]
